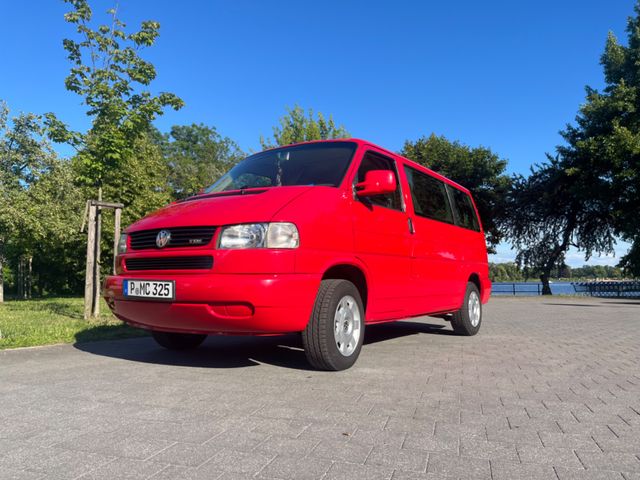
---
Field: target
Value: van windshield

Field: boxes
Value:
[205,142,357,193]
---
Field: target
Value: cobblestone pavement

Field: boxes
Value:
[1,297,639,479]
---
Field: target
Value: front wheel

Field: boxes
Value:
[152,331,207,350]
[302,279,365,371]
[451,282,482,336]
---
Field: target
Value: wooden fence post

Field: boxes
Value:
[83,200,125,319]
[113,207,121,274]
[92,202,102,318]
[84,203,97,320]
[27,255,32,299]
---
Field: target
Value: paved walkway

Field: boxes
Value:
[1,297,639,480]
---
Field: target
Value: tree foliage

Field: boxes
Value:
[45,0,183,190]
[489,262,524,282]
[40,0,185,287]
[155,124,244,199]
[503,3,640,288]
[401,134,510,252]
[554,7,640,276]
[502,154,616,293]
[0,102,83,300]
[261,105,349,148]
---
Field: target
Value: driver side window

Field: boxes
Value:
[356,151,402,210]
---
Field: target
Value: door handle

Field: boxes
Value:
[408,217,415,234]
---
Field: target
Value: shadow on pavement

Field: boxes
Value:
[73,320,450,371]
[542,303,603,308]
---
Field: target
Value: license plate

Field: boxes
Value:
[123,280,175,300]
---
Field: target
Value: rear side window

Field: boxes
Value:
[356,151,402,210]
[449,186,481,231]
[404,166,453,223]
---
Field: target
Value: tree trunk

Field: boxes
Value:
[27,255,32,299]
[18,257,23,299]
[540,271,552,295]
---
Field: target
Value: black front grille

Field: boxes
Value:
[125,256,213,271]
[129,226,216,250]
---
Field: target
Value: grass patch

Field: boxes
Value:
[0,297,147,350]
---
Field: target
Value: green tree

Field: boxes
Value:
[0,102,83,300]
[261,105,349,148]
[156,124,244,199]
[401,134,511,252]
[45,0,183,201]
[552,3,640,276]
[502,155,616,294]
[489,262,524,282]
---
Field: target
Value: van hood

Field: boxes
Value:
[127,186,313,232]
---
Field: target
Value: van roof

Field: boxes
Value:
[265,138,471,194]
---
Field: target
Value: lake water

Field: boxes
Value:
[492,282,578,296]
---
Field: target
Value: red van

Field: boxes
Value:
[103,139,491,370]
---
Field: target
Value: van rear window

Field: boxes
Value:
[404,166,453,224]
[205,142,357,193]
[449,186,481,231]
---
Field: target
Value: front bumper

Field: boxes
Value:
[103,273,320,334]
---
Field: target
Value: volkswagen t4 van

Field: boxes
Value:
[103,139,491,370]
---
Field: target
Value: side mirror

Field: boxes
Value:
[355,170,397,197]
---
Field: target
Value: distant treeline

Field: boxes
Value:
[489,262,626,283]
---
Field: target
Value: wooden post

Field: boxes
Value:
[113,207,121,274]
[92,196,102,318]
[18,257,25,299]
[27,255,32,299]
[83,199,125,319]
[84,204,97,320]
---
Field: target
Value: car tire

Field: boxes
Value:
[451,282,482,336]
[152,331,207,350]
[302,279,365,371]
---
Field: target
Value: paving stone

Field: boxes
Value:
[460,438,519,462]
[309,439,372,463]
[147,442,221,467]
[427,453,491,479]
[402,433,458,454]
[202,448,274,475]
[257,454,332,479]
[204,429,270,451]
[0,446,115,480]
[576,450,640,472]
[554,466,625,480]
[324,461,394,480]
[54,431,174,460]
[518,444,584,468]
[0,467,44,480]
[391,471,449,480]
[350,428,406,448]
[254,434,320,456]
[490,459,556,480]
[365,445,428,472]
[77,458,168,479]
[539,431,602,451]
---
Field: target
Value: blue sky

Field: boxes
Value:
[1,0,635,266]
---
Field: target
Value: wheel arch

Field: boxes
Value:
[322,263,368,312]
[468,272,481,294]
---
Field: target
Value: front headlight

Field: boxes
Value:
[219,223,299,249]
[117,233,128,254]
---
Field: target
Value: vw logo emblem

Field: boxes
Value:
[156,230,171,248]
